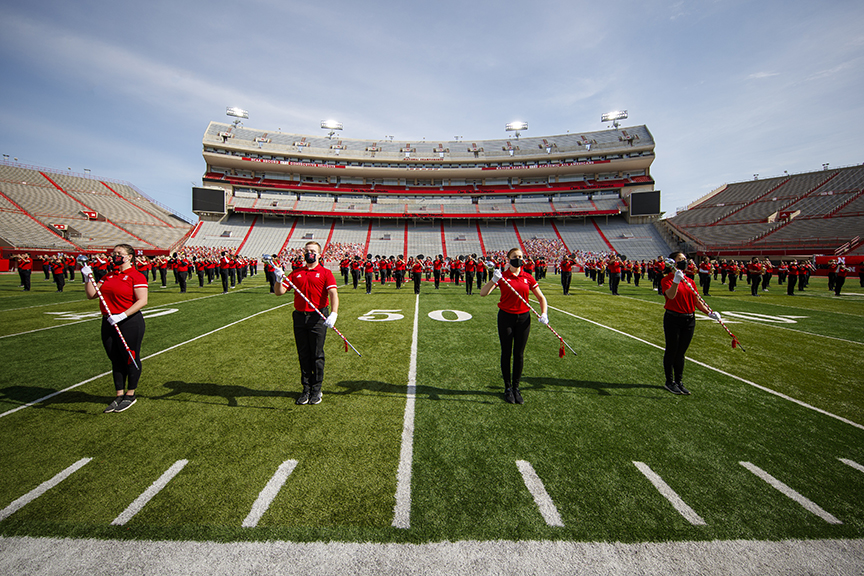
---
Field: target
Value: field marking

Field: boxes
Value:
[392,293,419,529]
[0,458,92,522]
[111,460,189,526]
[632,462,706,526]
[0,303,293,420]
[739,462,842,524]
[242,459,298,528]
[0,286,264,340]
[838,458,864,474]
[558,282,864,346]
[515,460,564,527]
[544,303,864,431]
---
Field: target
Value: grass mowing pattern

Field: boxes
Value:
[0,270,862,544]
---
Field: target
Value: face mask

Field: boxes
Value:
[510,258,523,268]
[304,252,317,264]
[675,260,688,271]
[112,255,125,266]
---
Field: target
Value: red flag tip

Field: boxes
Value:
[559,344,565,358]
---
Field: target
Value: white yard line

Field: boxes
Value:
[838,458,864,474]
[633,461,706,525]
[392,293,419,529]
[515,460,564,527]
[0,303,293,419]
[242,460,298,528]
[111,460,189,526]
[0,458,92,522]
[544,303,864,432]
[739,462,842,524]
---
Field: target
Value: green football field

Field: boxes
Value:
[1,267,863,549]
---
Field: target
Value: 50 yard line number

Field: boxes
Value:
[358,309,472,323]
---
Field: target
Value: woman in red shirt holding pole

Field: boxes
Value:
[661,251,718,395]
[480,248,548,404]
[82,244,148,413]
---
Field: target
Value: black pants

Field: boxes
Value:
[395,271,404,289]
[293,308,328,394]
[749,273,760,296]
[413,272,422,294]
[465,272,474,294]
[728,274,737,291]
[699,273,710,295]
[609,273,620,295]
[352,269,360,289]
[365,273,374,294]
[221,269,229,292]
[102,312,145,391]
[787,275,797,295]
[663,311,695,385]
[197,270,205,287]
[20,269,31,291]
[434,270,441,288]
[561,271,572,294]
[178,271,188,293]
[498,310,531,386]
[53,272,65,292]
[633,272,641,287]
[835,276,845,296]
[341,268,349,285]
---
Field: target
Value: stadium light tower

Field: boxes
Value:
[505,121,528,140]
[226,106,248,127]
[601,110,628,128]
[321,120,343,139]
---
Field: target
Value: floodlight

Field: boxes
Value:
[226,107,249,119]
[321,120,343,138]
[505,121,528,139]
[601,110,628,128]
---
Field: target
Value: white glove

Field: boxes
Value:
[273,267,284,281]
[324,312,337,329]
[538,312,549,325]
[673,269,685,284]
[80,265,93,280]
[708,311,722,323]
[107,312,127,326]
[492,269,503,283]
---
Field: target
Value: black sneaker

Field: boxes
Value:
[504,388,515,404]
[664,382,682,395]
[103,397,122,413]
[676,382,691,395]
[512,388,524,404]
[296,390,310,405]
[114,395,137,412]
[309,391,322,405]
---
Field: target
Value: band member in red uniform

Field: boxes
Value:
[607,254,622,296]
[81,244,148,413]
[480,247,548,405]
[51,255,66,292]
[433,255,444,289]
[560,254,574,295]
[786,260,798,295]
[176,253,191,293]
[661,252,717,395]
[464,255,476,295]
[747,257,762,297]
[364,254,375,294]
[350,255,362,289]
[17,253,32,291]
[411,255,424,294]
[834,263,847,296]
[219,251,231,294]
[340,256,350,285]
[273,241,339,405]
[698,257,712,295]
[394,255,407,289]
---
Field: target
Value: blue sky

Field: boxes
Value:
[2,0,863,221]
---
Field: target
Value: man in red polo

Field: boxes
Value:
[273,241,339,405]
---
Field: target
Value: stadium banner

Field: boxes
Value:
[814,255,863,274]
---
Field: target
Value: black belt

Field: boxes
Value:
[665,310,695,318]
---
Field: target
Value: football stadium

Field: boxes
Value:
[1,112,863,575]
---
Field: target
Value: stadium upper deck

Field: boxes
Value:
[199,123,656,219]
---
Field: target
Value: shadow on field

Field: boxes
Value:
[0,386,109,414]
[519,376,660,397]
[333,380,500,404]
[150,380,294,407]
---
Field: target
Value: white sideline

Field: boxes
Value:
[515,460,564,527]
[0,303,293,419]
[739,461,842,524]
[2,536,862,575]
[839,458,864,474]
[0,458,92,522]
[112,460,189,526]
[392,293,419,529]
[544,303,864,432]
[242,459,298,528]
[633,461,706,526]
